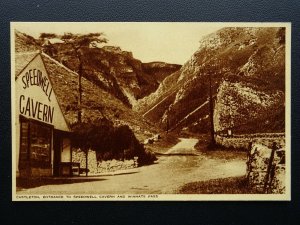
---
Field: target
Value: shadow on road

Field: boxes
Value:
[17,177,106,189]
[155,152,200,156]
[95,171,139,176]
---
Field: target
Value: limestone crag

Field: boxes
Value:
[136,27,285,134]
[47,42,181,106]
[214,80,285,133]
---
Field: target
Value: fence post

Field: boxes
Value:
[86,149,88,177]
[263,142,277,193]
[246,142,252,180]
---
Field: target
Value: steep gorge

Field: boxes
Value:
[135,27,286,134]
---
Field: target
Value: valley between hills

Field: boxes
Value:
[15,26,286,195]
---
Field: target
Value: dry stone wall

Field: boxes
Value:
[97,159,137,174]
[72,148,138,175]
[246,143,285,194]
[72,149,98,174]
[215,134,285,149]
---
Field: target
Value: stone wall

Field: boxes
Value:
[97,159,137,174]
[72,149,98,174]
[246,143,285,194]
[215,134,285,149]
[72,148,138,175]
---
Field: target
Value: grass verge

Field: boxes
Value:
[145,131,180,154]
[178,176,260,194]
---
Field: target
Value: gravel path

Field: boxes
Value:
[17,138,247,195]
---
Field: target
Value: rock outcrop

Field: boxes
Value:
[214,80,285,133]
[15,30,181,108]
[136,27,286,135]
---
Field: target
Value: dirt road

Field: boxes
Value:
[17,138,247,195]
[165,138,199,154]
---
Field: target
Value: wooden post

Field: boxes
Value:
[166,116,169,134]
[246,142,252,180]
[78,60,82,123]
[86,148,88,177]
[208,71,216,146]
[263,142,277,193]
[165,108,169,134]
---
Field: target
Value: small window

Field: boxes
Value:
[19,120,29,168]
[19,116,52,169]
[30,122,52,165]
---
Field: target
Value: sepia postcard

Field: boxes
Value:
[11,22,291,201]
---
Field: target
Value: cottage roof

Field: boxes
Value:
[15,51,39,78]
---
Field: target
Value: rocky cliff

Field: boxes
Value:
[136,27,286,134]
[15,30,181,107]
[142,62,181,83]
[214,79,284,134]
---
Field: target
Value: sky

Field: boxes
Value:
[13,22,226,64]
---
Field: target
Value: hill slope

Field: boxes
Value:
[14,31,166,141]
[135,27,286,134]
[15,30,181,107]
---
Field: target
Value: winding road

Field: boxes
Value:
[165,138,199,154]
[17,138,247,195]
